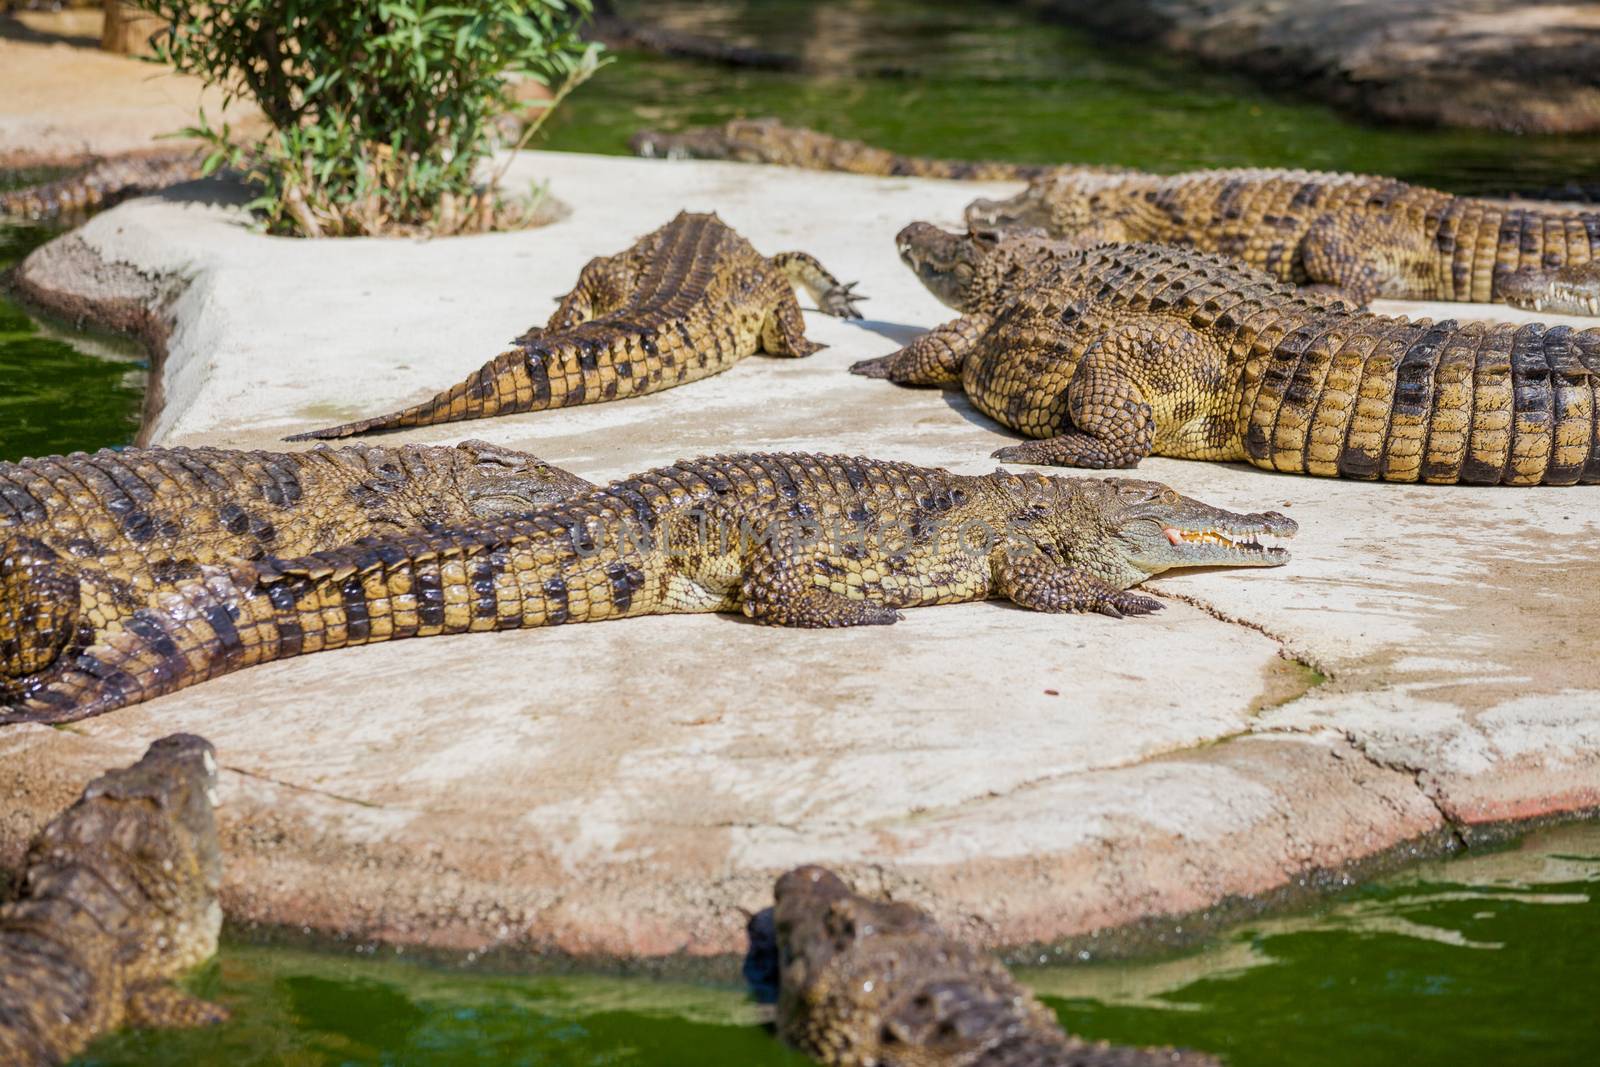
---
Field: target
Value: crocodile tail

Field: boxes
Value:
[0,148,208,223]
[0,564,261,726]
[1244,316,1600,485]
[287,346,541,440]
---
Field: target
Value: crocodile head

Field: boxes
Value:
[896,221,1064,313]
[26,734,223,981]
[1006,474,1298,587]
[757,866,941,1036]
[629,117,790,164]
[452,440,594,517]
[965,169,1100,233]
[1500,262,1600,316]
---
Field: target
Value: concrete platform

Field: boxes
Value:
[4,151,1598,962]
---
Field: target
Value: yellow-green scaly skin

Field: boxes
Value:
[967,168,1600,312]
[1,452,1293,724]
[863,239,1600,485]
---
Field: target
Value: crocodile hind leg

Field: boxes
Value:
[769,251,866,318]
[737,529,902,627]
[534,251,645,336]
[1,538,81,684]
[992,551,1162,618]
[850,314,989,384]
[1301,213,1434,303]
[759,277,827,357]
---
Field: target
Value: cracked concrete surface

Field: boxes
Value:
[4,151,1598,962]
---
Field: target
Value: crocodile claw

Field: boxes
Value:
[820,280,867,319]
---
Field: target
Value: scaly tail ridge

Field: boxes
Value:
[288,347,539,440]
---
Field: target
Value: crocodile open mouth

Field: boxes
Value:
[1163,526,1293,560]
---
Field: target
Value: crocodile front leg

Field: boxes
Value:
[992,551,1162,618]
[125,982,229,1029]
[769,251,865,318]
[849,314,989,384]
[1301,212,1433,303]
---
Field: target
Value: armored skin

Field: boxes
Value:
[1,452,1293,723]
[0,441,591,687]
[860,228,1600,485]
[965,168,1600,313]
[0,148,208,223]
[630,117,1074,181]
[0,734,226,1065]
[0,440,592,576]
[291,212,865,440]
[750,865,1222,1066]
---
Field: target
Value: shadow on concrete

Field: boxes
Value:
[153,174,256,212]
[836,318,927,346]
[0,11,99,49]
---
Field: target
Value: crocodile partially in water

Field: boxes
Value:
[965,167,1600,315]
[748,865,1222,1066]
[1,452,1293,723]
[0,734,226,1065]
[858,226,1600,485]
[0,147,208,223]
[290,211,864,440]
[630,118,1073,181]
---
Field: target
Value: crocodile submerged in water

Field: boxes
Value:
[747,865,1222,1066]
[857,226,1600,485]
[0,734,226,1065]
[0,452,1293,723]
[0,147,209,223]
[630,118,1076,181]
[965,168,1600,315]
[290,211,864,440]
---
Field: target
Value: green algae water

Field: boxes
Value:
[74,822,1600,1065]
[543,0,1600,195]
[0,215,145,462]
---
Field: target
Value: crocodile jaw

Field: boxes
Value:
[1159,520,1296,567]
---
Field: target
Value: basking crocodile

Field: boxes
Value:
[290,212,864,440]
[965,168,1600,314]
[857,227,1600,485]
[630,118,1075,181]
[1,452,1293,723]
[0,440,592,579]
[1502,262,1600,317]
[0,734,226,1065]
[0,147,208,223]
[748,865,1222,1066]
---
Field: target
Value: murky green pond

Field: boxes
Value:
[76,823,1600,1065]
[7,3,1599,1062]
[0,215,145,462]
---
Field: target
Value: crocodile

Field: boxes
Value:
[0,734,226,1065]
[290,212,864,440]
[0,147,209,223]
[0,440,592,579]
[629,118,1076,181]
[1501,261,1600,317]
[964,167,1600,312]
[857,227,1600,485]
[0,452,1294,723]
[747,865,1222,1066]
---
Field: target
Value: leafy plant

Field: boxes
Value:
[134,1,604,236]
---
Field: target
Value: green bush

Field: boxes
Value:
[135,1,603,236]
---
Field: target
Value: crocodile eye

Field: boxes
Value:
[1161,489,1179,505]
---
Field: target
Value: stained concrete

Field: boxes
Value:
[4,151,1599,963]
